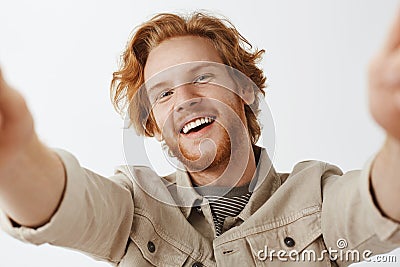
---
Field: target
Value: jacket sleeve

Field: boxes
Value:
[0,149,134,265]
[321,154,400,266]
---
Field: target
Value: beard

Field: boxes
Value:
[160,93,251,178]
[163,119,248,174]
[165,123,231,173]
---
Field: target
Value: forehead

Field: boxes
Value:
[144,36,224,81]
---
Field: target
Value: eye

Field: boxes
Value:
[156,89,174,102]
[193,74,212,84]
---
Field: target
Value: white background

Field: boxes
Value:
[1,0,400,266]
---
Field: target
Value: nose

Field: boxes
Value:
[175,84,202,112]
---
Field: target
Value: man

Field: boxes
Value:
[0,10,399,267]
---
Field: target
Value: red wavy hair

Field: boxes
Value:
[110,12,266,144]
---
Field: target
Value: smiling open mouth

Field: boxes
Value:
[181,116,215,134]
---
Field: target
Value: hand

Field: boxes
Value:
[0,69,35,170]
[369,9,400,141]
[0,68,65,228]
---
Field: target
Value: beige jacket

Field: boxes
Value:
[1,148,399,266]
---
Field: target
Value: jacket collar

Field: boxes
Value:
[172,147,281,219]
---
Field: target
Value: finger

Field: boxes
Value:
[0,67,4,93]
[0,69,29,122]
[0,67,10,99]
[395,90,400,110]
[0,68,5,130]
[383,8,400,53]
[381,48,400,86]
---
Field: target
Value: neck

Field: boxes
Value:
[189,144,257,187]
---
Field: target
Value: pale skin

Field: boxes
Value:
[0,10,400,230]
[144,36,256,187]
[369,9,400,221]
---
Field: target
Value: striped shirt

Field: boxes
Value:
[194,183,252,236]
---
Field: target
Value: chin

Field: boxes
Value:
[163,124,233,172]
[178,137,231,172]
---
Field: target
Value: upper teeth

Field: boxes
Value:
[182,117,214,134]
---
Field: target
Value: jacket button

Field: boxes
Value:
[192,262,203,267]
[284,237,295,247]
[147,241,156,253]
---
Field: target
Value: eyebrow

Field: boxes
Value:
[146,63,220,93]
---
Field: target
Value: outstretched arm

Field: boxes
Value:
[369,8,400,222]
[0,69,65,228]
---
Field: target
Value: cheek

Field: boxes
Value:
[152,106,174,136]
[228,92,246,114]
[221,95,247,127]
[214,90,244,114]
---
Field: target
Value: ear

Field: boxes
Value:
[240,85,255,105]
